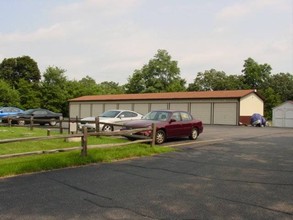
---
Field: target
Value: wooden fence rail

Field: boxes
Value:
[0,116,139,134]
[0,123,156,159]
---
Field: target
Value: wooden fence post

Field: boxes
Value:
[30,116,33,130]
[76,116,79,133]
[47,129,51,136]
[151,123,156,147]
[8,118,12,127]
[59,116,63,134]
[95,116,100,134]
[81,126,88,156]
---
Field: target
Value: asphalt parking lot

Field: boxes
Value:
[0,125,292,220]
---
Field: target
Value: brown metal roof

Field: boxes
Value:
[69,89,261,102]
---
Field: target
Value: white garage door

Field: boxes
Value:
[118,103,132,110]
[104,104,118,111]
[285,109,293,127]
[134,104,149,115]
[191,103,211,124]
[92,104,103,117]
[214,103,237,125]
[80,104,91,118]
[150,103,168,111]
[70,104,80,118]
[170,103,188,111]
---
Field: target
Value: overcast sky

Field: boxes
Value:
[0,0,292,84]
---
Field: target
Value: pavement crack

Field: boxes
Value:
[124,164,293,186]
[45,175,113,201]
[84,198,158,219]
[212,195,293,216]
[155,155,293,173]
[112,169,154,179]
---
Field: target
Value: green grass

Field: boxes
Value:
[0,127,175,177]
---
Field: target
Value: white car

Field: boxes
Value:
[78,110,143,131]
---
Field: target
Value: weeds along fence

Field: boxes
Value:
[0,123,157,159]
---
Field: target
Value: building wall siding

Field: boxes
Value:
[69,96,261,126]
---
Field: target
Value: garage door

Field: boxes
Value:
[104,104,118,111]
[191,103,211,124]
[118,103,132,111]
[92,104,103,117]
[285,109,293,127]
[70,104,80,118]
[150,103,168,111]
[214,103,237,125]
[134,104,149,115]
[80,104,91,118]
[170,103,188,111]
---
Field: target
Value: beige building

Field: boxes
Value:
[68,89,264,125]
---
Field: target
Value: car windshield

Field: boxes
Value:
[0,107,10,112]
[22,109,36,114]
[100,110,120,118]
[142,111,170,121]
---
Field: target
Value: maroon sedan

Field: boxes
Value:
[122,110,203,144]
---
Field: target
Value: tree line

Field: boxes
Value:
[0,50,292,119]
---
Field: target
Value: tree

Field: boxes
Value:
[187,69,244,91]
[242,58,271,89]
[188,69,227,91]
[0,56,41,89]
[40,67,69,115]
[125,70,146,94]
[260,87,282,120]
[0,80,20,107]
[17,79,41,109]
[270,73,293,102]
[97,81,125,94]
[66,76,100,100]
[125,49,186,93]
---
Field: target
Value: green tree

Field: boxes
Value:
[66,76,100,100]
[0,56,41,89]
[125,49,186,93]
[97,81,125,94]
[0,79,20,106]
[41,67,69,115]
[242,57,271,89]
[187,69,244,91]
[260,87,282,120]
[188,69,227,91]
[125,70,146,94]
[270,73,293,102]
[17,79,41,109]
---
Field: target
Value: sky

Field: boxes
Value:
[0,0,292,84]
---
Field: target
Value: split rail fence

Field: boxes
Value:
[0,118,157,159]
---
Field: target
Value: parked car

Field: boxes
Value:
[1,108,62,126]
[121,110,203,144]
[0,107,24,120]
[79,110,143,131]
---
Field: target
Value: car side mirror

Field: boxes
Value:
[119,114,125,118]
[170,119,176,123]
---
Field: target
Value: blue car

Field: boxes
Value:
[0,107,24,118]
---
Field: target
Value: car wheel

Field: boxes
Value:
[102,124,113,132]
[155,130,166,144]
[49,119,57,126]
[189,128,198,140]
[18,119,25,126]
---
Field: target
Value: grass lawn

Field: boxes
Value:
[0,126,175,178]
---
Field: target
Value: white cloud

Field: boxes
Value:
[216,0,290,20]
[0,0,292,85]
